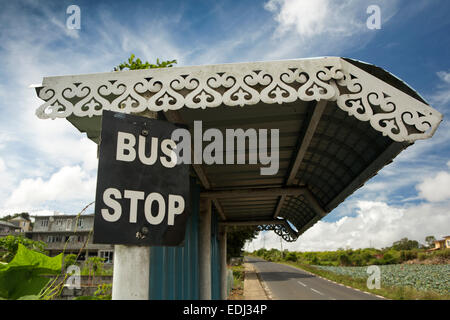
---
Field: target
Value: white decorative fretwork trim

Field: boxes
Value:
[35,57,442,142]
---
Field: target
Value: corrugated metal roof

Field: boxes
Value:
[174,97,409,239]
[0,220,17,228]
[343,58,429,105]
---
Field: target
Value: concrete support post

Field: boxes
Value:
[219,226,227,300]
[199,198,212,300]
[111,110,157,300]
[112,245,150,299]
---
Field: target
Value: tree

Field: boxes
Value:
[226,226,259,261]
[113,53,177,71]
[391,237,419,251]
[86,256,105,276]
[425,236,436,249]
[285,251,297,262]
[0,212,31,222]
[338,252,351,266]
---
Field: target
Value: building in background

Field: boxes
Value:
[26,213,114,264]
[433,236,450,250]
[0,213,32,236]
[8,216,32,233]
[0,220,21,236]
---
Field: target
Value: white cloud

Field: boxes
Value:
[251,0,402,63]
[265,0,332,38]
[264,0,398,39]
[416,169,450,202]
[437,70,450,83]
[4,165,96,210]
[186,0,403,66]
[245,200,450,252]
[0,2,179,214]
[430,70,450,105]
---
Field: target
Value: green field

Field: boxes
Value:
[315,264,450,295]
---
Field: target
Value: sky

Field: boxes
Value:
[0,0,449,251]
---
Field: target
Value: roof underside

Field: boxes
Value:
[33,57,442,241]
[171,100,407,235]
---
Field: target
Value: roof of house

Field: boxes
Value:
[0,220,19,228]
[9,216,30,221]
[8,220,20,227]
[32,213,94,219]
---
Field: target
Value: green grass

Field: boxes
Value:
[279,261,450,300]
[231,265,244,289]
[227,265,245,300]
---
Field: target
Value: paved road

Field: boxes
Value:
[245,256,383,300]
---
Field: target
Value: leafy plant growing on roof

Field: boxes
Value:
[113,54,177,71]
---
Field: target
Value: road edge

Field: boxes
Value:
[254,269,274,300]
[243,262,271,300]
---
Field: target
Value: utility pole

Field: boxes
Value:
[263,232,266,249]
[280,236,283,259]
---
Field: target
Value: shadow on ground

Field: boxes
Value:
[256,271,314,282]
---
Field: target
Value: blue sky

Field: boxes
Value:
[0,0,449,250]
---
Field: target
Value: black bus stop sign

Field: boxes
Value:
[93,110,190,246]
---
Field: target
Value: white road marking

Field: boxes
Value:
[310,288,324,296]
[297,281,307,287]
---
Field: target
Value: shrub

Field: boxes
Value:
[82,257,105,276]
[380,252,398,265]
[285,252,297,262]
[63,254,77,270]
[94,283,112,300]
[418,253,427,261]
[400,250,418,262]
[0,235,47,263]
[338,253,351,266]
[351,256,363,266]
[73,283,112,300]
[361,251,374,264]
[434,249,450,259]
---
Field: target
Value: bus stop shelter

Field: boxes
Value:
[33,57,442,299]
